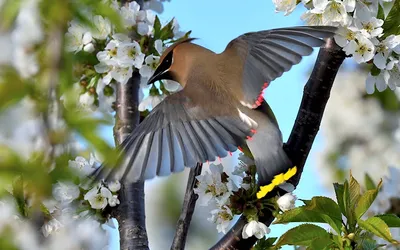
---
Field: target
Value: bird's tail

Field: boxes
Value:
[244,102,295,197]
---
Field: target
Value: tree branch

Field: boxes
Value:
[111,72,149,250]
[110,1,148,249]
[171,163,203,250]
[210,38,346,250]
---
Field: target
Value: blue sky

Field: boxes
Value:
[109,1,333,249]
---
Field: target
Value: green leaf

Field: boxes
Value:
[350,173,361,210]
[12,176,28,217]
[375,214,400,227]
[365,173,376,190]
[304,196,343,233]
[153,16,162,38]
[274,224,331,248]
[358,217,398,244]
[377,3,385,20]
[0,68,30,111]
[159,19,175,40]
[333,183,346,215]
[310,237,337,250]
[0,0,22,29]
[344,180,356,230]
[355,180,382,219]
[273,206,327,224]
[382,0,400,37]
[253,237,277,250]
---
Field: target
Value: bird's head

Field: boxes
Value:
[147,37,197,86]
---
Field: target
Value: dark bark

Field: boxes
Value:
[210,38,346,250]
[111,71,149,250]
[111,1,148,250]
[171,163,203,250]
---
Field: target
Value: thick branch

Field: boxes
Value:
[171,163,203,250]
[210,38,346,250]
[111,71,149,250]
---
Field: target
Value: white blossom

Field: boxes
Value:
[365,72,390,94]
[154,39,165,56]
[110,66,134,84]
[343,33,375,63]
[277,193,297,211]
[242,220,270,239]
[139,54,160,78]
[84,186,112,210]
[96,78,116,113]
[97,40,119,65]
[387,58,400,88]
[355,11,384,38]
[272,0,297,16]
[301,9,325,26]
[91,15,112,40]
[66,22,93,53]
[117,41,145,68]
[10,0,43,78]
[313,0,348,26]
[108,195,120,207]
[52,182,80,205]
[194,164,237,206]
[334,26,359,48]
[79,92,96,111]
[42,219,63,237]
[374,35,400,69]
[208,205,233,234]
[69,154,99,177]
[107,180,121,192]
[138,94,164,111]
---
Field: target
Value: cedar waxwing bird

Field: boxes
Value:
[95,26,337,187]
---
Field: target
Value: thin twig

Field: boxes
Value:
[210,38,346,250]
[171,163,203,250]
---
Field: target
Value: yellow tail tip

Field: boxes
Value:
[256,166,297,199]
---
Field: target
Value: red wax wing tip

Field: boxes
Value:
[228,151,232,156]
[255,100,261,106]
[238,146,243,152]
[257,95,264,101]
[251,129,257,134]
[218,156,222,162]
[246,136,253,141]
[263,82,269,88]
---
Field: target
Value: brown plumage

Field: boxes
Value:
[95,26,337,186]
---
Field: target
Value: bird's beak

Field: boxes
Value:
[147,67,164,85]
[147,66,173,85]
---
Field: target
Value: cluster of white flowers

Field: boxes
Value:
[65,1,183,113]
[0,199,109,250]
[194,154,279,239]
[41,154,121,241]
[316,70,400,187]
[84,181,121,209]
[0,0,43,78]
[194,163,239,233]
[273,0,400,94]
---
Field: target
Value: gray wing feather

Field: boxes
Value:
[225,26,337,107]
[94,92,255,183]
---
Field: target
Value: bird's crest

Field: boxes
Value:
[159,37,197,62]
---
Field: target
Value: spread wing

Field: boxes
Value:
[95,90,257,183]
[223,26,337,108]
